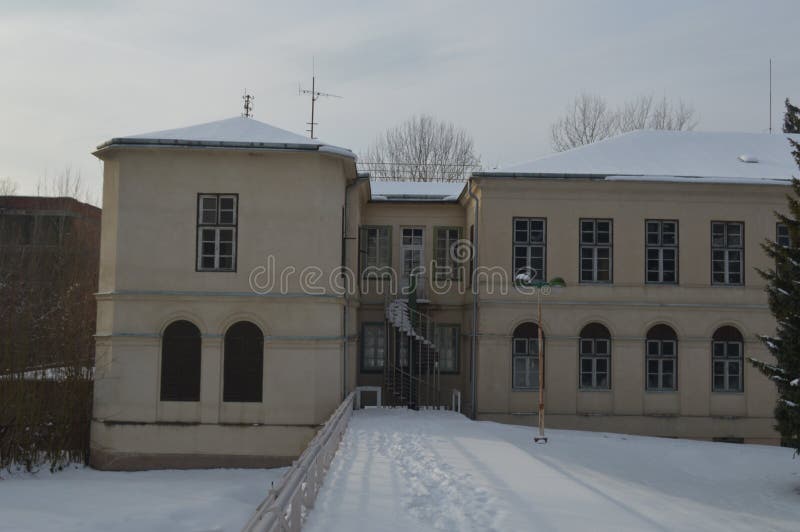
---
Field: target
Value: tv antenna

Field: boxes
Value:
[769,58,773,133]
[298,60,341,139]
[242,90,254,118]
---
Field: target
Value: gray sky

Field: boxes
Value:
[2,0,799,203]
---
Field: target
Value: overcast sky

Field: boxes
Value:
[2,0,799,203]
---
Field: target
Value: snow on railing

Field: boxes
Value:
[241,391,356,532]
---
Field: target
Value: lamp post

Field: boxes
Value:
[515,273,566,444]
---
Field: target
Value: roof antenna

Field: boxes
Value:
[298,58,342,139]
[242,90,254,118]
[769,58,773,133]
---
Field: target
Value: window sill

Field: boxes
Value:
[711,390,745,394]
[511,387,540,392]
[644,389,678,394]
[578,388,612,392]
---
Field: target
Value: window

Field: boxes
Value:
[711,222,743,285]
[435,324,460,373]
[360,226,391,276]
[361,323,385,372]
[513,218,546,282]
[160,320,201,401]
[712,326,744,392]
[223,321,264,402]
[197,194,237,271]
[646,324,677,391]
[646,220,678,284]
[580,219,612,283]
[579,323,611,389]
[777,222,790,248]
[512,322,543,390]
[435,227,463,280]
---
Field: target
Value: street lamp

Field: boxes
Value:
[515,273,566,444]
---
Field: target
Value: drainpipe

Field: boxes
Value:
[341,176,360,400]
[466,178,479,419]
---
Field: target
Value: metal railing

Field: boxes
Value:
[241,392,356,532]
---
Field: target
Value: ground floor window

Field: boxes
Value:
[223,321,264,402]
[435,324,460,373]
[646,324,677,391]
[160,320,201,401]
[712,326,743,392]
[362,323,385,372]
[512,322,543,390]
[580,323,611,389]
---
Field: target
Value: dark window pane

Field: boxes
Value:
[160,321,202,401]
[223,322,264,402]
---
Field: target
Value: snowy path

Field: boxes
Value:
[304,409,800,532]
[0,466,286,532]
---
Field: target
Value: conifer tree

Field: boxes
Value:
[752,138,800,453]
[783,98,800,134]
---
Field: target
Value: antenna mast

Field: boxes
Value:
[769,59,773,133]
[298,60,342,139]
[242,90,254,118]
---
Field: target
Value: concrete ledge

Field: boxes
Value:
[90,448,294,471]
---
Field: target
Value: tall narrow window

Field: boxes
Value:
[513,218,546,282]
[512,322,543,390]
[579,323,611,389]
[197,194,237,271]
[646,324,677,391]
[646,220,678,284]
[361,323,385,372]
[435,324,460,373]
[160,320,201,401]
[711,221,744,285]
[435,227,463,280]
[712,326,744,392]
[359,226,391,276]
[777,222,790,248]
[223,321,264,402]
[580,219,612,283]
[401,228,424,292]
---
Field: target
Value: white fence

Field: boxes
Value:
[241,391,356,532]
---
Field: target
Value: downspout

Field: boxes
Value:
[466,178,479,419]
[342,176,359,400]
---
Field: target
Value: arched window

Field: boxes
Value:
[579,323,611,389]
[160,320,201,401]
[223,321,264,402]
[512,322,544,390]
[712,326,743,392]
[646,324,677,391]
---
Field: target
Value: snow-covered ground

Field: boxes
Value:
[305,409,800,532]
[0,465,285,532]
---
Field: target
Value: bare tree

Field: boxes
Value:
[36,168,97,205]
[551,93,698,151]
[362,115,481,181]
[0,177,17,196]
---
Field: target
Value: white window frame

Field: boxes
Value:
[361,225,392,275]
[401,227,425,284]
[711,221,744,285]
[434,227,463,280]
[513,218,547,282]
[580,219,612,283]
[712,340,743,392]
[646,339,677,391]
[197,194,237,272]
[646,220,678,284]
[435,324,460,373]
[512,336,540,390]
[579,338,610,389]
[361,323,385,372]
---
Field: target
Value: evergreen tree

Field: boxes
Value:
[752,138,800,453]
[783,98,800,134]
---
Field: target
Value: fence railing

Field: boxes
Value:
[241,392,356,532]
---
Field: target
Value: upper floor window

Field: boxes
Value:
[360,226,392,276]
[361,322,385,372]
[197,194,237,272]
[513,218,546,282]
[646,220,678,284]
[435,227,463,280]
[712,326,744,392]
[512,322,543,390]
[777,222,790,248]
[646,324,677,391]
[435,324,460,373]
[579,323,611,389]
[711,221,743,285]
[580,219,612,283]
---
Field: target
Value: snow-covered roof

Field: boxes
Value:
[486,130,800,183]
[96,116,355,158]
[369,179,465,202]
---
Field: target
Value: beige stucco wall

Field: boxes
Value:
[92,147,355,469]
[468,177,783,441]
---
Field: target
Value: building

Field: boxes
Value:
[90,118,798,469]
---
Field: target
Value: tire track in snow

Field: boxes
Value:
[374,425,499,531]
